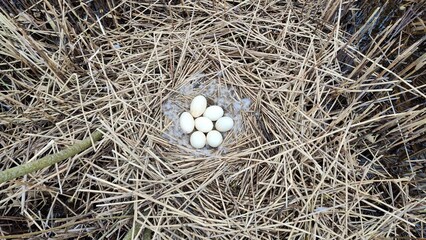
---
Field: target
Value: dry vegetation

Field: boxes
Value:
[0,0,425,239]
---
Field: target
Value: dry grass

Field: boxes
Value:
[0,0,425,239]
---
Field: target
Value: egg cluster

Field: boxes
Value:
[179,95,234,148]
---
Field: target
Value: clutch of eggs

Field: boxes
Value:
[179,95,234,148]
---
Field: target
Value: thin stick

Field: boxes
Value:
[0,130,103,184]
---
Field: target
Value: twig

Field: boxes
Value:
[0,130,103,184]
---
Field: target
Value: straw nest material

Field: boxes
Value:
[0,1,425,239]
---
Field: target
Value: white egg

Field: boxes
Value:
[190,131,206,148]
[195,117,213,133]
[215,117,234,132]
[203,105,224,121]
[179,112,195,134]
[207,130,223,147]
[190,95,207,117]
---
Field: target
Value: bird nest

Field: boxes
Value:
[0,0,425,239]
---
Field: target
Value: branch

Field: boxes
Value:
[0,129,103,184]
